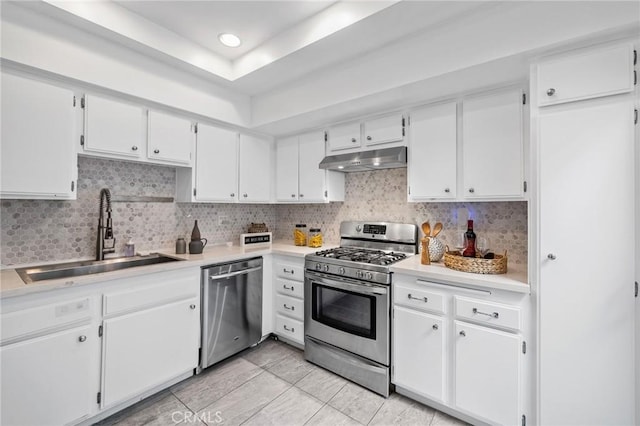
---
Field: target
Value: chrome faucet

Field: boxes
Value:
[96,188,116,260]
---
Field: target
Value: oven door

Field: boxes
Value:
[304,271,389,365]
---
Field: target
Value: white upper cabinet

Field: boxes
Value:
[147,110,193,165]
[536,43,635,107]
[363,113,405,147]
[276,131,344,203]
[1,72,78,200]
[83,94,145,159]
[191,123,238,202]
[327,121,361,152]
[239,134,272,203]
[462,88,524,199]
[408,102,457,201]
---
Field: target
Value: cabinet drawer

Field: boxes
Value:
[103,269,199,317]
[455,296,521,332]
[536,43,634,106]
[275,262,304,281]
[276,278,304,299]
[394,283,445,314]
[275,314,304,343]
[275,294,304,321]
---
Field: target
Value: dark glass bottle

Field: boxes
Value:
[462,219,476,257]
[191,220,201,241]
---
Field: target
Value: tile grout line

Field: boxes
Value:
[237,377,295,426]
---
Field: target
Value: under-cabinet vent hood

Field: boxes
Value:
[319,146,407,172]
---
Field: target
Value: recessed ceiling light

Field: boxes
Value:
[218,33,241,48]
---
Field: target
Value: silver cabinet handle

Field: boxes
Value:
[283,284,294,291]
[547,253,557,260]
[408,293,428,303]
[546,88,556,96]
[153,149,160,154]
[432,324,439,330]
[459,330,466,337]
[190,304,196,310]
[283,325,295,332]
[78,335,87,342]
[366,135,372,141]
[444,188,450,193]
[131,146,138,151]
[284,304,294,311]
[283,268,294,275]
[468,188,475,193]
[351,138,357,143]
[243,193,248,198]
[472,307,499,318]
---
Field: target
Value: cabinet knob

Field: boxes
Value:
[459,330,466,337]
[190,304,196,309]
[299,194,304,198]
[153,149,160,154]
[243,193,248,198]
[131,146,138,151]
[444,188,450,193]
[366,135,372,141]
[432,324,439,330]
[291,194,296,198]
[78,335,87,342]
[230,193,235,197]
[546,88,556,96]
[547,253,557,260]
[468,188,475,193]
[351,138,357,143]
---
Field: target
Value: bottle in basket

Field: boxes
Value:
[462,220,476,257]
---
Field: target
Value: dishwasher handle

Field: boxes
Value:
[208,266,262,280]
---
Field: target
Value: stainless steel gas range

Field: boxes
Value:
[304,221,418,397]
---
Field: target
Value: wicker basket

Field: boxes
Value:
[444,247,507,275]
[248,223,269,233]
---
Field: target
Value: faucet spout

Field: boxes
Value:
[97,188,116,261]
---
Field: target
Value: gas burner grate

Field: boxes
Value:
[313,248,407,266]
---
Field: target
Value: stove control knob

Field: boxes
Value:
[315,263,322,271]
[339,267,345,275]
[366,272,373,280]
[355,225,362,232]
[323,264,330,272]
[356,271,362,278]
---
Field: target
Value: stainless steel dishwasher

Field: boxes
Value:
[200,257,263,370]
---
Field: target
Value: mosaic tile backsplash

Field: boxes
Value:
[1,159,527,270]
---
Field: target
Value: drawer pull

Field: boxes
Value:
[284,304,294,311]
[283,268,295,275]
[472,307,499,318]
[283,284,294,291]
[408,293,428,303]
[283,325,295,333]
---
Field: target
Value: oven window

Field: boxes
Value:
[311,282,376,339]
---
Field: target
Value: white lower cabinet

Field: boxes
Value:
[392,276,530,425]
[393,306,445,402]
[454,321,521,425]
[273,255,305,346]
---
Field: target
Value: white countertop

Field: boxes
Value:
[0,241,332,299]
[390,256,529,294]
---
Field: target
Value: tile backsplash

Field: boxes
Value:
[1,159,527,269]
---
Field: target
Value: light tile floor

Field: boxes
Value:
[97,338,468,426]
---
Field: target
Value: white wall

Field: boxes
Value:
[0,3,251,127]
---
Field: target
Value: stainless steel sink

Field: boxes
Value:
[16,254,183,284]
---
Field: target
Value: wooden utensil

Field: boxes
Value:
[421,237,431,265]
[421,222,431,237]
[432,222,443,238]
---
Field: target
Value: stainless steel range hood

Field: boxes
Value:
[319,146,407,172]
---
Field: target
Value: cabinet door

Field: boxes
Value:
[408,102,457,200]
[393,306,445,403]
[239,134,272,202]
[1,73,77,199]
[195,124,238,202]
[298,131,327,202]
[275,136,299,201]
[102,298,199,407]
[147,110,193,165]
[363,113,404,147]
[328,122,361,152]
[1,325,95,426]
[83,94,145,158]
[454,321,520,425]
[537,43,634,107]
[462,89,523,199]
[538,98,635,425]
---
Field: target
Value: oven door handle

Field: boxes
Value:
[308,274,387,295]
